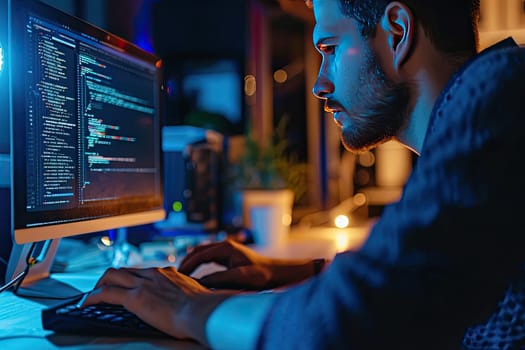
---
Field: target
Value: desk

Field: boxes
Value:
[0,224,372,349]
[253,224,371,260]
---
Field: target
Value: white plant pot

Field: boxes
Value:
[242,189,294,247]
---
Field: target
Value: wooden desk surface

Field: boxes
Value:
[253,223,372,260]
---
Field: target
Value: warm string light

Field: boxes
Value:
[334,215,350,228]
[332,192,367,228]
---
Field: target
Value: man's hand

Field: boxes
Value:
[81,266,234,345]
[178,239,319,290]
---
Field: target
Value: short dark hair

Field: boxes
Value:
[307,0,480,58]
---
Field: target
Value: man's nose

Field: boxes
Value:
[312,72,334,99]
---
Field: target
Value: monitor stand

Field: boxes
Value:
[6,239,82,299]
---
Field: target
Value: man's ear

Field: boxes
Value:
[379,2,414,70]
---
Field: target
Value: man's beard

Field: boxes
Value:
[340,48,410,153]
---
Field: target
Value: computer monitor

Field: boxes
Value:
[3,0,165,288]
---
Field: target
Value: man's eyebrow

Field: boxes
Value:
[314,35,336,48]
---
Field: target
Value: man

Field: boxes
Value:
[83,0,525,349]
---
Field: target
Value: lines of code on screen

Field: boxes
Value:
[25,16,158,212]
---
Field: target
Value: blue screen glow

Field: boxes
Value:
[0,44,4,73]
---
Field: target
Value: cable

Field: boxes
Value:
[12,242,38,295]
[0,242,37,294]
[0,270,26,293]
[13,242,85,300]
[0,242,83,300]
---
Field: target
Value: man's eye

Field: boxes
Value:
[319,45,335,55]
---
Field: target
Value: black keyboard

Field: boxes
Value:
[42,294,169,338]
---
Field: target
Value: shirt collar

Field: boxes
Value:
[424,37,519,144]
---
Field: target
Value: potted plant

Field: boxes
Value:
[229,116,308,242]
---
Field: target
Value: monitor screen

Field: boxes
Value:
[8,0,165,244]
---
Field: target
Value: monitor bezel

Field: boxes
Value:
[9,0,165,245]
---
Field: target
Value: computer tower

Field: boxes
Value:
[184,142,222,226]
[157,126,224,234]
